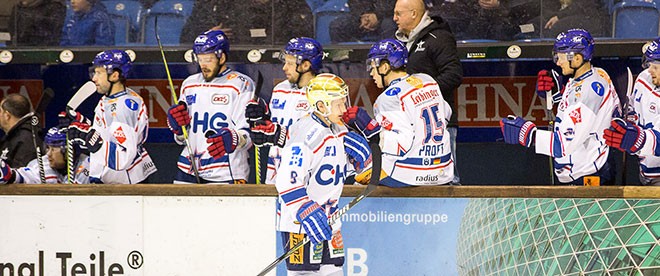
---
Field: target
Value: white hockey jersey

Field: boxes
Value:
[534,67,621,183]
[265,80,311,184]
[176,69,254,182]
[627,69,660,181]
[275,114,353,233]
[13,154,90,184]
[90,88,157,184]
[374,73,454,185]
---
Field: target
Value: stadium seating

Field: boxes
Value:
[612,0,660,38]
[313,0,349,45]
[142,0,194,45]
[102,0,143,45]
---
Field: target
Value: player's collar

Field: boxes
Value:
[389,74,409,86]
[311,113,331,128]
[574,66,594,81]
[106,90,127,99]
[218,68,232,78]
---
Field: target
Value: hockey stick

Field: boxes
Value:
[155,16,200,183]
[621,67,634,186]
[28,88,54,183]
[546,70,560,185]
[253,71,263,184]
[66,81,97,184]
[256,142,381,276]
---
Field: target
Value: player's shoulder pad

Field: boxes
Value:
[225,71,255,93]
[273,79,291,90]
[116,88,144,112]
[587,67,610,97]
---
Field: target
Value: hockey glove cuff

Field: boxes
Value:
[500,116,536,147]
[58,109,91,129]
[296,201,332,246]
[69,122,103,153]
[0,160,13,184]
[344,132,372,172]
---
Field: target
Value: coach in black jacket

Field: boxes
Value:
[394,0,463,183]
[0,94,43,168]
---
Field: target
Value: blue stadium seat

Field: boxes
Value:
[313,0,349,45]
[612,1,660,38]
[102,0,143,45]
[142,0,194,45]
[306,0,327,12]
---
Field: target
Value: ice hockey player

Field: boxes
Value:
[61,49,157,184]
[501,29,621,185]
[275,73,371,275]
[603,37,660,185]
[342,38,454,186]
[167,30,255,183]
[0,127,90,184]
[246,37,324,184]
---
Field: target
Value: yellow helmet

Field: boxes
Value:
[306,73,349,116]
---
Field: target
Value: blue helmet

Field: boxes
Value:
[553,29,595,62]
[643,37,660,68]
[45,127,66,148]
[193,30,230,58]
[366,38,408,72]
[280,37,324,73]
[92,50,132,77]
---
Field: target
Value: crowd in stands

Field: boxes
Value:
[0,0,655,46]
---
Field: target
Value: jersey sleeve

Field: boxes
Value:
[535,101,599,157]
[13,157,60,184]
[377,97,415,158]
[275,141,313,213]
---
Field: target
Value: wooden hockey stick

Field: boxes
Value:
[65,81,96,183]
[155,16,200,183]
[256,142,381,276]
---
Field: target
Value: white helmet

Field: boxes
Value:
[306,73,349,116]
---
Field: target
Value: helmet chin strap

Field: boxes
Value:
[294,63,311,88]
[378,65,391,87]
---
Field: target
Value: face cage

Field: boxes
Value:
[642,54,660,69]
[366,57,383,72]
[309,85,351,117]
[278,50,306,66]
[552,51,575,64]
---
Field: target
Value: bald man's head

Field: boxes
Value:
[394,0,426,35]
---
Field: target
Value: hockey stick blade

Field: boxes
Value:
[67,81,97,110]
[36,88,55,114]
[256,142,381,276]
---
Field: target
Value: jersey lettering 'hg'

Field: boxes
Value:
[90,88,156,184]
[375,73,454,185]
[275,114,353,233]
[534,67,621,183]
[265,80,311,184]
[176,69,255,182]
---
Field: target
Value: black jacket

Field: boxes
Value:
[0,116,44,168]
[405,16,463,127]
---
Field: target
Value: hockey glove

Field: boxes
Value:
[206,128,239,159]
[500,116,536,147]
[536,70,563,104]
[167,102,191,135]
[58,109,91,129]
[344,132,372,171]
[245,98,270,126]
[342,106,381,140]
[68,122,103,153]
[250,120,287,147]
[296,201,332,246]
[0,159,13,184]
[604,118,646,154]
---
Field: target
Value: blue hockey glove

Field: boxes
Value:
[58,109,91,129]
[68,122,103,153]
[250,120,287,147]
[0,159,13,184]
[500,116,536,147]
[604,118,646,154]
[342,106,381,140]
[296,201,332,246]
[245,98,271,126]
[167,102,190,135]
[344,132,371,171]
[206,128,239,159]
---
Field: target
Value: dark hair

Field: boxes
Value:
[1,93,32,118]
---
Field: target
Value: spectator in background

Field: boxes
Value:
[517,0,609,39]
[329,0,397,43]
[8,0,65,46]
[60,0,115,46]
[0,94,44,168]
[180,0,313,45]
[432,0,517,40]
[394,0,463,184]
